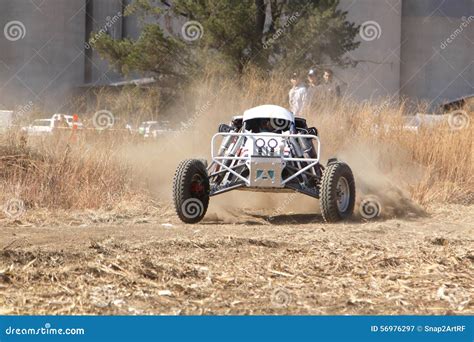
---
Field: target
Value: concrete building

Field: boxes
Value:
[400,0,473,107]
[338,0,473,109]
[0,0,472,112]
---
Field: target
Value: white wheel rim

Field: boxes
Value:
[336,177,350,213]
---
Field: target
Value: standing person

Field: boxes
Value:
[288,72,307,117]
[321,69,341,99]
[53,114,69,131]
[53,114,69,141]
[305,69,322,109]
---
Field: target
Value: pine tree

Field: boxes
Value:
[92,0,360,83]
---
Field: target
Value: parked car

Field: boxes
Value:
[440,93,474,114]
[404,94,473,132]
[146,121,172,138]
[51,114,83,129]
[0,110,13,133]
[22,119,55,136]
[138,121,158,137]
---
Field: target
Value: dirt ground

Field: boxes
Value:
[0,203,472,315]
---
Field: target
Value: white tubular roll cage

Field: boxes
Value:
[210,132,321,186]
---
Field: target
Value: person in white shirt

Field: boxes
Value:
[288,72,307,116]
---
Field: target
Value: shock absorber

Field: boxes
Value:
[218,134,234,156]
[221,131,246,184]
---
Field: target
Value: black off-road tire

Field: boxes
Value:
[173,159,210,224]
[320,162,355,222]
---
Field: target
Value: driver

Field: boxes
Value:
[259,118,273,133]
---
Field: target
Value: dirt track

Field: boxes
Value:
[0,204,473,315]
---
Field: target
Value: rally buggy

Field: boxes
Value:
[173,105,355,223]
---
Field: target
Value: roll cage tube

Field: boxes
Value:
[209,131,320,187]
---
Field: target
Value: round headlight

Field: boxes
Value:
[268,138,278,149]
[255,138,265,148]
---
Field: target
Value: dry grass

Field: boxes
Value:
[0,130,135,211]
[0,71,472,216]
[0,203,472,315]
[0,70,472,315]
[313,100,473,204]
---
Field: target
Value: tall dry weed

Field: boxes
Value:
[0,70,472,213]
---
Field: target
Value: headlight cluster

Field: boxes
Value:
[255,138,265,149]
[268,138,278,149]
[255,138,279,152]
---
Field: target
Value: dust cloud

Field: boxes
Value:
[337,141,427,217]
[117,87,427,221]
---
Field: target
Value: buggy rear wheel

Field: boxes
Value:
[320,161,355,222]
[173,159,210,223]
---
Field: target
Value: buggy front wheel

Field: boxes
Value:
[173,159,210,224]
[320,161,355,222]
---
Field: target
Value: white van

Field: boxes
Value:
[22,119,55,136]
[0,110,13,132]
